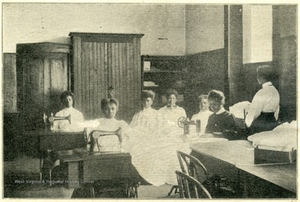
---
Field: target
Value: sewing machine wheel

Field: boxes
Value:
[177,117,187,128]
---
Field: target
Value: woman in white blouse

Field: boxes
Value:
[159,89,187,133]
[53,91,84,131]
[191,94,213,134]
[245,65,280,135]
[128,90,190,186]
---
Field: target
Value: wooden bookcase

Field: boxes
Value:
[141,55,186,109]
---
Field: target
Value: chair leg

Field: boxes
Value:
[127,185,138,198]
[134,185,138,198]
[168,185,179,196]
[90,186,95,198]
[49,169,52,186]
[40,157,43,181]
[175,186,178,194]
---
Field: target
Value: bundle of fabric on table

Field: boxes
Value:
[247,120,297,150]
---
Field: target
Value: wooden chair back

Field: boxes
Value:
[176,170,212,199]
[177,150,209,183]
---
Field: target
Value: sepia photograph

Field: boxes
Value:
[2,1,298,199]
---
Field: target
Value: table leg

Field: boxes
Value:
[66,161,80,189]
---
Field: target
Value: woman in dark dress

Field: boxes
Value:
[205,90,241,140]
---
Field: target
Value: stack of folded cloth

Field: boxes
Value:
[248,121,297,151]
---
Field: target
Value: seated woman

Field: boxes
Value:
[159,88,187,134]
[128,90,190,186]
[130,90,164,132]
[88,98,131,152]
[191,94,213,135]
[53,91,84,132]
[42,91,85,181]
[205,90,240,140]
[245,65,280,135]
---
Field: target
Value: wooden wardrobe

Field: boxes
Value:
[69,32,144,123]
[17,42,70,132]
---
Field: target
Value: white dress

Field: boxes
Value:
[90,118,131,152]
[127,108,190,186]
[191,110,213,134]
[158,105,187,135]
[53,107,84,132]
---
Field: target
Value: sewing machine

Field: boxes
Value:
[178,117,201,135]
[43,113,71,131]
[87,127,123,154]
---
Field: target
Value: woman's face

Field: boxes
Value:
[167,94,177,106]
[199,98,209,111]
[142,97,153,109]
[208,99,222,113]
[103,103,118,119]
[63,95,73,108]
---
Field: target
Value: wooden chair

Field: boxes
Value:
[177,150,210,181]
[168,150,212,196]
[176,170,212,199]
[171,150,223,197]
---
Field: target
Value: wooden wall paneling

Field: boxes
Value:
[73,37,83,112]
[124,42,130,119]
[242,62,272,102]
[4,113,20,160]
[92,42,97,118]
[184,49,225,118]
[81,42,87,118]
[69,33,143,122]
[117,43,123,119]
[100,42,107,117]
[129,40,135,120]
[278,36,297,122]
[115,42,122,119]
[3,53,17,113]
[227,5,244,105]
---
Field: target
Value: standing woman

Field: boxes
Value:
[245,65,280,135]
[53,91,84,131]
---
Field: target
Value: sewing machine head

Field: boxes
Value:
[87,127,123,154]
[43,113,71,131]
[178,117,201,135]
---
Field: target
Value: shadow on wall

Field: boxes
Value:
[47,37,71,45]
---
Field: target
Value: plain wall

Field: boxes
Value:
[3,3,186,55]
[185,4,224,54]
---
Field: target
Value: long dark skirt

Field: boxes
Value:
[249,112,278,135]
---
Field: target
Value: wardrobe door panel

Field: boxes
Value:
[70,33,143,122]
[17,43,70,131]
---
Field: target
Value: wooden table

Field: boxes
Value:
[237,163,296,194]
[59,151,139,189]
[35,131,86,181]
[190,140,296,198]
[38,131,86,151]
